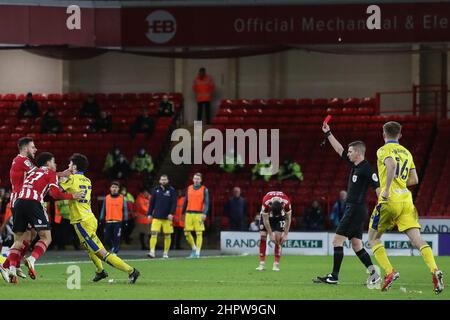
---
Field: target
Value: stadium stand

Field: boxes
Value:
[0,92,183,208]
[415,119,450,216]
[189,97,437,230]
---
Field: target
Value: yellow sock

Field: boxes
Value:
[150,234,158,252]
[420,245,438,273]
[185,231,196,250]
[0,255,6,264]
[164,234,171,253]
[372,243,394,275]
[196,232,203,253]
[89,251,104,273]
[104,252,133,274]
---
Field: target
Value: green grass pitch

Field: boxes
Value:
[0,255,448,300]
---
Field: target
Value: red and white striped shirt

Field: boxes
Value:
[261,191,292,217]
[18,167,74,203]
[10,154,36,207]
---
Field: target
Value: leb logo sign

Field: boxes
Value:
[145,10,177,44]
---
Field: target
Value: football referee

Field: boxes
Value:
[315,121,381,285]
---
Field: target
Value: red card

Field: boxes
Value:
[324,115,332,124]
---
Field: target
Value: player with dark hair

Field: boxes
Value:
[1,137,71,282]
[59,153,140,284]
[368,121,444,293]
[256,191,292,272]
[6,152,81,283]
[315,121,381,286]
[1,137,37,280]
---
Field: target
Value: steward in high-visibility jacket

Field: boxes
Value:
[193,70,214,103]
[100,182,128,254]
[183,173,209,258]
[193,68,215,124]
[173,196,185,228]
[134,190,151,250]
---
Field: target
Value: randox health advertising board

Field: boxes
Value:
[220,232,328,255]
[220,232,439,256]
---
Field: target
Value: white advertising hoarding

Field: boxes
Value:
[419,219,450,233]
[220,232,439,256]
[328,233,439,256]
[220,232,328,255]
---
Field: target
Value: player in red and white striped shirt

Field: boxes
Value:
[6,152,81,284]
[1,137,37,280]
[256,191,292,272]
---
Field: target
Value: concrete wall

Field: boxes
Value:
[0,48,420,119]
[0,50,63,94]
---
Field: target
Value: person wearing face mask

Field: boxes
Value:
[131,148,154,174]
[109,155,131,180]
[103,148,122,174]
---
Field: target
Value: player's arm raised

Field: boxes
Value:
[382,157,396,201]
[262,212,275,243]
[322,122,344,156]
[407,168,419,187]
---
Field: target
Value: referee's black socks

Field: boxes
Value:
[332,246,344,278]
[355,248,373,270]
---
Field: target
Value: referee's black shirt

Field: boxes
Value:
[341,152,380,205]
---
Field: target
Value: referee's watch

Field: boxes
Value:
[324,130,332,137]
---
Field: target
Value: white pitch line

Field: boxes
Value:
[36,254,245,266]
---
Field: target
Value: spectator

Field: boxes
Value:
[90,111,112,133]
[330,190,347,229]
[40,108,62,133]
[134,188,151,250]
[220,148,244,173]
[251,161,273,182]
[277,159,304,181]
[17,92,41,119]
[0,187,10,215]
[52,200,79,250]
[172,190,185,250]
[0,202,14,248]
[193,67,214,124]
[303,200,326,231]
[80,94,100,118]
[109,155,131,180]
[158,94,174,116]
[131,148,154,174]
[120,185,135,245]
[131,107,155,138]
[99,181,128,254]
[103,148,123,174]
[249,214,260,232]
[224,187,247,231]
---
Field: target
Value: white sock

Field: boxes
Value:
[195,249,200,255]
[9,266,16,275]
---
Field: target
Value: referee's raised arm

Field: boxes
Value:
[322,122,344,156]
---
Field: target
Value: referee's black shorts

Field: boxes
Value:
[335,203,368,240]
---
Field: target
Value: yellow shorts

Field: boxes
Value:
[73,216,105,253]
[184,214,205,232]
[151,218,173,234]
[369,201,421,234]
